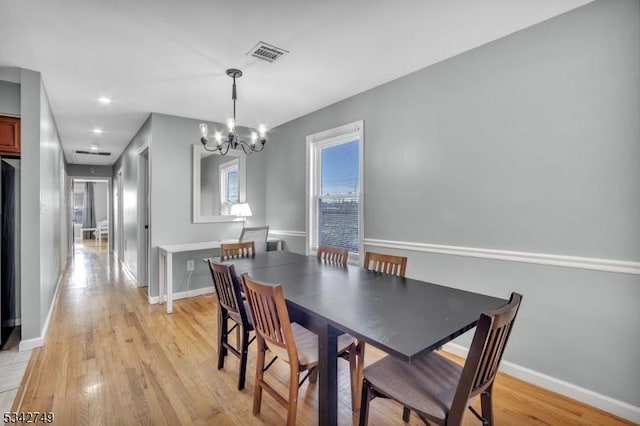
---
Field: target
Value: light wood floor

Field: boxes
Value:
[13,243,634,425]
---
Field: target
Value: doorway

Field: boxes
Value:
[71,178,111,251]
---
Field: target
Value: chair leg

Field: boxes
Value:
[402,406,411,422]
[253,340,266,415]
[308,367,318,383]
[217,310,227,369]
[359,378,373,426]
[238,329,249,390]
[286,367,300,426]
[480,384,494,426]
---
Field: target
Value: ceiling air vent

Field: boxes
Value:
[74,149,112,165]
[75,150,111,156]
[247,41,289,63]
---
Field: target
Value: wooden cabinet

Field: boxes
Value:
[0,116,20,157]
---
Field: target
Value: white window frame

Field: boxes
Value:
[219,158,240,215]
[306,120,364,261]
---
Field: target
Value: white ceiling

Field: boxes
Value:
[0,0,593,165]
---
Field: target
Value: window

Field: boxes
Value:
[219,158,239,215]
[307,121,364,257]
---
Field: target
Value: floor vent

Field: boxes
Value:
[247,41,289,63]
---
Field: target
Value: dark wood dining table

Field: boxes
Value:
[223,251,507,426]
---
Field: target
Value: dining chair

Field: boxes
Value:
[363,251,408,277]
[358,292,523,426]
[240,273,359,426]
[239,225,270,253]
[207,260,255,390]
[220,241,256,260]
[316,244,349,266]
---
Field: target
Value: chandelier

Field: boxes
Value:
[199,69,267,155]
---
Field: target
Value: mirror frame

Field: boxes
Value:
[192,144,246,223]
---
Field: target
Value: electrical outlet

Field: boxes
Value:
[186,259,195,271]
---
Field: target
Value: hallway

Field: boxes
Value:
[9,243,634,425]
[11,243,358,425]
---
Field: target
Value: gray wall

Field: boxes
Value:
[19,70,42,341]
[38,80,65,335]
[93,182,109,222]
[265,0,639,407]
[16,69,66,342]
[0,81,20,116]
[112,116,151,278]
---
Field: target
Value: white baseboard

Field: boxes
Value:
[148,286,215,305]
[18,336,45,352]
[19,270,65,352]
[442,342,640,423]
[121,262,137,284]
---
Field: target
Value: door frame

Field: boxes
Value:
[69,176,112,252]
[136,144,151,293]
[115,166,124,262]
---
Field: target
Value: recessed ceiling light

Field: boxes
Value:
[90,144,99,151]
[92,128,103,134]
[97,97,112,104]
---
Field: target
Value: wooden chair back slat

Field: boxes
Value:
[317,245,348,266]
[207,260,250,326]
[363,251,407,277]
[241,273,297,361]
[449,293,522,421]
[220,241,256,260]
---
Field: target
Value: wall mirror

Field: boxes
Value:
[192,145,246,223]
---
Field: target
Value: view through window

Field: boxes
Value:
[318,140,359,252]
[308,121,363,256]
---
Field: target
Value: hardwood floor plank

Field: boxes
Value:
[13,242,636,425]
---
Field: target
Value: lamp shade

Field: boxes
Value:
[230,203,252,217]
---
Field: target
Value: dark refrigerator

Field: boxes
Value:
[0,160,16,348]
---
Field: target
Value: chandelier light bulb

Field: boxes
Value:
[226,117,235,132]
[250,131,258,145]
[214,131,222,145]
[199,123,208,140]
[258,124,267,138]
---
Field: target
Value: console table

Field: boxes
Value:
[158,239,282,313]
